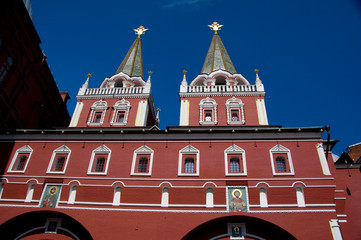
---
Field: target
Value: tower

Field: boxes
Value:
[69,26,157,128]
[179,22,268,126]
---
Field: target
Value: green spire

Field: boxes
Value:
[115,26,148,79]
[201,22,237,74]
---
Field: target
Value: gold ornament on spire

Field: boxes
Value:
[134,26,148,37]
[183,69,187,74]
[254,69,259,73]
[208,22,223,33]
[87,73,92,77]
[148,71,153,75]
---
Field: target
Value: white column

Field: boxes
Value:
[68,185,77,204]
[69,102,84,127]
[260,187,268,207]
[112,186,121,206]
[161,187,169,207]
[316,143,331,175]
[206,187,214,208]
[329,219,343,240]
[25,183,35,202]
[296,186,306,207]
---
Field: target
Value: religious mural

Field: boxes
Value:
[40,184,61,208]
[227,187,248,212]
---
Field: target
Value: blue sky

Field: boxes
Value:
[32,0,361,155]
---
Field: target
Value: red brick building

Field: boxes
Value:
[0,4,357,239]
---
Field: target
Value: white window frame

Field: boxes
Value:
[87,145,111,175]
[0,182,4,199]
[110,99,131,126]
[25,183,35,203]
[131,145,154,176]
[259,187,268,207]
[113,186,121,206]
[199,97,218,125]
[161,186,169,207]
[226,97,245,124]
[178,145,200,176]
[7,145,33,173]
[206,187,214,208]
[224,144,247,176]
[46,145,71,174]
[269,144,295,176]
[296,186,306,207]
[87,100,108,126]
[227,222,246,240]
[68,184,77,204]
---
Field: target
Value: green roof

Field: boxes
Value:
[115,37,144,78]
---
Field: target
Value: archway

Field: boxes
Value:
[0,210,93,240]
[182,215,296,240]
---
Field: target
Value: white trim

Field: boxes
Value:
[329,219,343,240]
[316,143,331,175]
[178,145,200,176]
[0,182,3,199]
[24,183,35,202]
[87,100,108,126]
[256,99,268,125]
[161,186,169,207]
[226,97,245,125]
[206,187,214,208]
[130,145,154,176]
[87,145,111,175]
[224,144,247,176]
[7,145,33,173]
[110,99,131,126]
[179,99,190,126]
[135,100,148,126]
[296,186,306,207]
[199,97,218,125]
[259,187,268,207]
[68,184,77,204]
[46,145,71,174]
[337,214,347,218]
[69,102,84,127]
[269,144,295,176]
[112,186,121,206]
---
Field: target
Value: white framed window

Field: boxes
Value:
[199,97,217,125]
[259,187,268,207]
[68,184,77,204]
[178,145,200,176]
[110,99,131,126]
[7,145,33,173]
[296,186,305,207]
[161,186,169,207]
[87,145,111,175]
[227,222,246,240]
[46,145,71,174]
[113,186,121,206]
[226,97,245,124]
[87,100,108,126]
[45,218,62,233]
[25,183,35,203]
[206,187,214,208]
[131,145,154,176]
[0,182,4,199]
[224,145,247,176]
[269,144,294,176]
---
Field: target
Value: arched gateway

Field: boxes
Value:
[0,210,93,240]
[182,216,297,240]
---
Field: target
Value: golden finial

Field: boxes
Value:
[157,108,161,112]
[87,73,92,77]
[134,26,148,37]
[148,71,153,75]
[208,22,223,33]
[254,69,259,73]
[183,69,187,74]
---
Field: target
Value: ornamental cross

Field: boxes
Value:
[208,22,223,33]
[134,26,148,37]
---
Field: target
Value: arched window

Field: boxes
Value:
[137,157,148,173]
[8,145,33,173]
[259,187,268,207]
[199,97,217,125]
[68,184,77,204]
[47,145,71,174]
[111,99,131,126]
[87,101,107,126]
[206,187,214,208]
[114,79,123,88]
[161,186,169,207]
[269,144,294,176]
[226,97,245,124]
[113,186,121,206]
[296,186,305,207]
[224,145,247,176]
[230,157,241,173]
[25,183,35,203]
[184,158,195,173]
[87,145,111,175]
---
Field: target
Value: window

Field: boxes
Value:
[224,145,247,176]
[68,185,77,204]
[47,145,71,174]
[87,101,107,126]
[25,183,35,203]
[178,145,200,176]
[8,145,33,173]
[199,97,217,125]
[45,218,62,233]
[269,144,294,176]
[0,182,3,199]
[0,56,13,84]
[113,186,121,206]
[184,158,194,173]
[226,97,245,124]
[161,186,169,207]
[206,187,214,208]
[87,145,111,175]
[131,145,154,176]
[111,99,131,126]
[296,186,305,207]
[259,187,268,207]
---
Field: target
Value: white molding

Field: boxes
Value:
[179,100,189,126]
[226,97,245,125]
[87,145,111,175]
[224,144,247,176]
[46,145,71,174]
[269,144,295,176]
[87,100,108,126]
[130,145,154,176]
[69,102,84,127]
[110,99,131,126]
[199,97,218,125]
[316,143,331,175]
[178,145,200,176]
[7,145,33,174]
